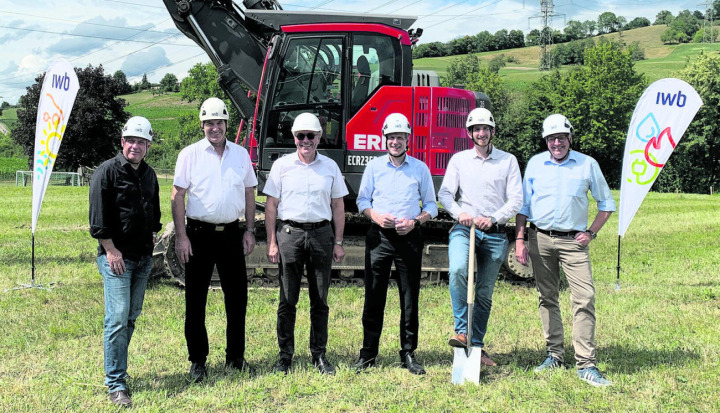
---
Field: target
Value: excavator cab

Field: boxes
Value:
[256,26,410,194]
[157,0,532,286]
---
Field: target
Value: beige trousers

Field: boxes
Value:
[528,229,596,368]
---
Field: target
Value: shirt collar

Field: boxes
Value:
[294,150,320,165]
[116,152,146,173]
[200,137,228,154]
[385,153,408,167]
[545,150,577,165]
[472,144,495,160]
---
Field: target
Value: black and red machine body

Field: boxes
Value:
[163,0,490,200]
[158,0,530,284]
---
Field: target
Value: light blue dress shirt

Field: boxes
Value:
[356,154,438,220]
[519,150,616,232]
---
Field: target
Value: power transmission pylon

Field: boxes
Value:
[701,1,715,43]
[529,0,565,70]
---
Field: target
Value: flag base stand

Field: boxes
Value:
[4,233,58,293]
[4,281,56,293]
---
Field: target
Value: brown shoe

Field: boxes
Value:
[448,333,467,348]
[109,390,132,407]
[481,349,497,367]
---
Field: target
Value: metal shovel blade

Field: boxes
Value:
[451,346,482,385]
[452,223,481,385]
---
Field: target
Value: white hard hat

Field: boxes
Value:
[291,112,322,133]
[122,116,153,142]
[382,113,411,136]
[542,114,573,138]
[466,108,495,129]
[199,97,229,122]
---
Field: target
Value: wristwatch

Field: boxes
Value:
[413,218,421,227]
[587,229,597,239]
[334,240,344,246]
[490,216,497,224]
[246,227,256,234]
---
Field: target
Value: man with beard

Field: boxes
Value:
[438,108,523,367]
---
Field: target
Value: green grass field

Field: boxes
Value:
[0,184,718,411]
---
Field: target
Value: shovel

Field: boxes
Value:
[452,223,482,385]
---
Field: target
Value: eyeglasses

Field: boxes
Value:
[295,133,316,141]
[546,135,569,143]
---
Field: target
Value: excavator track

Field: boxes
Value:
[152,202,534,288]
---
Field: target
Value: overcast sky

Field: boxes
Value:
[0,0,705,104]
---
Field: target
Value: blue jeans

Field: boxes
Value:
[97,254,152,393]
[448,224,508,347]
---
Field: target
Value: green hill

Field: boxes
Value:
[122,90,197,139]
[413,25,720,91]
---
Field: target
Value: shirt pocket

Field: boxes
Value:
[567,178,589,198]
[224,164,248,189]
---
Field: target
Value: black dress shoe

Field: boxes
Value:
[401,352,426,375]
[109,390,132,408]
[353,356,376,372]
[189,362,207,383]
[226,357,255,374]
[273,357,292,375]
[312,354,336,375]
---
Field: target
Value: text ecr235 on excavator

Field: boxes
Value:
[153,0,534,286]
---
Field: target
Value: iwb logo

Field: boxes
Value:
[52,72,71,91]
[656,90,687,107]
[353,134,386,150]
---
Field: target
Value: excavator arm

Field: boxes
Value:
[162,0,281,119]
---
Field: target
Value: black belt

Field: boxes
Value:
[282,220,329,230]
[187,217,239,232]
[484,224,506,234]
[530,223,579,237]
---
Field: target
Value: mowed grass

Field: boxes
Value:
[413,25,720,92]
[1,185,719,412]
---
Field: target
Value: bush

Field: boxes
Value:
[488,54,507,73]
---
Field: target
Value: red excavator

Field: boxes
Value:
[153,0,533,285]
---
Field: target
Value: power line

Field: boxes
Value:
[102,0,166,9]
[0,10,174,35]
[0,24,194,46]
[420,0,504,29]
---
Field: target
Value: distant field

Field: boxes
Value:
[0,107,18,132]
[122,91,197,139]
[413,25,720,91]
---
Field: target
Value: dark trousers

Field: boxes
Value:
[276,223,334,360]
[360,224,423,360]
[184,220,247,364]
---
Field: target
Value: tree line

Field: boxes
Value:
[112,71,181,95]
[414,2,720,60]
[8,39,720,194]
[441,40,720,194]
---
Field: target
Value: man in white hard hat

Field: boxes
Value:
[354,113,438,375]
[438,107,523,367]
[263,112,348,375]
[515,113,615,387]
[89,116,161,408]
[171,97,258,382]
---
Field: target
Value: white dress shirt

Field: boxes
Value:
[438,147,523,225]
[173,138,258,224]
[262,151,349,223]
